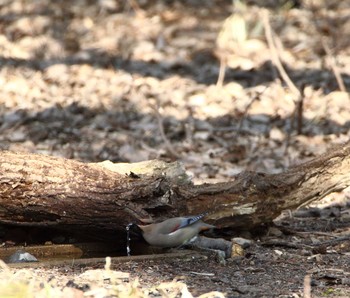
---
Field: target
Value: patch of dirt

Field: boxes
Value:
[0,0,350,296]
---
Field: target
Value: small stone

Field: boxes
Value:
[7,250,38,263]
[274,249,283,256]
[8,129,27,142]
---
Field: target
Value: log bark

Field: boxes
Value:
[0,152,187,233]
[0,141,350,238]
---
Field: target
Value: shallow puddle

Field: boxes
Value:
[0,242,123,264]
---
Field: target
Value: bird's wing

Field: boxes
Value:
[184,213,208,226]
[175,213,209,230]
[155,213,209,234]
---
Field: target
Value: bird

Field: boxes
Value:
[137,213,214,248]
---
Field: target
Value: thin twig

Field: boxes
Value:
[127,0,142,15]
[152,101,181,159]
[322,39,346,92]
[237,86,268,135]
[216,55,226,87]
[277,228,340,238]
[307,2,347,93]
[261,239,313,250]
[263,234,350,250]
[261,10,300,98]
[185,106,195,147]
[296,84,305,134]
[262,10,304,151]
[313,235,350,247]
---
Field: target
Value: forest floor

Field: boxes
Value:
[0,0,350,297]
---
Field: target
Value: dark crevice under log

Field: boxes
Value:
[0,141,350,240]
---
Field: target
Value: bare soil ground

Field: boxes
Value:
[0,0,350,297]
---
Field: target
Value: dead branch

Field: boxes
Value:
[0,141,350,239]
[191,236,234,259]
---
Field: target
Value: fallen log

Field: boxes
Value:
[0,141,349,239]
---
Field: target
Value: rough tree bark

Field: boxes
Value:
[0,141,349,239]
